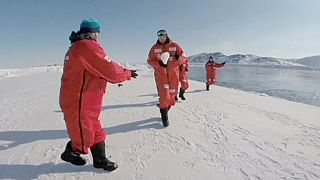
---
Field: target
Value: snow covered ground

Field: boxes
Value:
[0,67,320,180]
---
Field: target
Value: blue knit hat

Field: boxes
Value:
[79,18,101,33]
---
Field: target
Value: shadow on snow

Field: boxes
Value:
[0,118,162,178]
[0,118,162,151]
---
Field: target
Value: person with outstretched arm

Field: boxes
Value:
[205,56,225,91]
[59,18,138,171]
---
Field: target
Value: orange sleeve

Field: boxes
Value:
[174,43,186,65]
[147,45,162,69]
[214,63,225,68]
[184,58,190,71]
[78,40,132,84]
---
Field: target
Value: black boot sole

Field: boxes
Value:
[93,163,118,171]
[61,152,86,166]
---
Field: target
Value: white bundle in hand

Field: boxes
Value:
[160,52,170,65]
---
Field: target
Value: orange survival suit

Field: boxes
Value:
[59,39,132,154]
[205,60,225,85]
[147,38,186,108]
[179,57,190,90]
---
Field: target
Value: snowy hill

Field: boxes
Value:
[0,64,150,81]
[295,55,320,67]
[189,52,320,70]
[1,67,320,180]
[0,65,63,80]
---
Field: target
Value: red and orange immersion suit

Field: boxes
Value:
[147,38,186,108]
[205,61,225,85]
[179,57,190,90]
[59,39,132,154]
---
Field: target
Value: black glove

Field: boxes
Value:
[222,62,226,65]
[131,70,138,78]
[117,84,123,87]
[159,61,167,68]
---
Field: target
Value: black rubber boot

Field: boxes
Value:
[160,108,169,127]
[179,87,186,100]
[206,84,210,91]
[60,141,86,166]
[90,141,118,171]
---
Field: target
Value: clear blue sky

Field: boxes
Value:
[0,0,319,68]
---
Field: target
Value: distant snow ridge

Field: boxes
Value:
[295,55,320,67]
[124,63,152,71]
[189,52,320,70]
[0,63,152,80]
[0,65,63,80]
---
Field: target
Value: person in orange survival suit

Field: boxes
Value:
[147,29,186,127]
[178,57,190,100]
[59,18,138,171]
[205,56,225,91]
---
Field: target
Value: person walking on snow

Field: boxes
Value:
[178,57,190,100]
[205,56,225,91]
[147,29,187,127]
[59,18,138,171]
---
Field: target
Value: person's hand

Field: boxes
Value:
[131,70,138,78]
[175,54,180,60]
[117,84,123,87]
[159,61,167,68]
[222,62,226,65]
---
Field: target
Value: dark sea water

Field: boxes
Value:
[189,65,320,107]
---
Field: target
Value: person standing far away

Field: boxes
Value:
[147,29,187,127]
[59,18,138,171]
[205,56,225,91]
[178,57,190,100]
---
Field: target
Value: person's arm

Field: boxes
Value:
[205,61,210,67]
[214,63,225,68]
[186,58,190,68]
[174,43,187,65]
[78,40,134,84]
[147,45,166,68]
[205,62,209,70]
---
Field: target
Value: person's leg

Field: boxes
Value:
[80,91,104,150]
[179,87,186,100]
[61,140,86,166]
[159,83,170,127]
[82,91,118,171]
[90,141,118,171]
[168,68,180,106]
[206,82,210,91]
[61,110,87,165]
[160,108,169,127]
